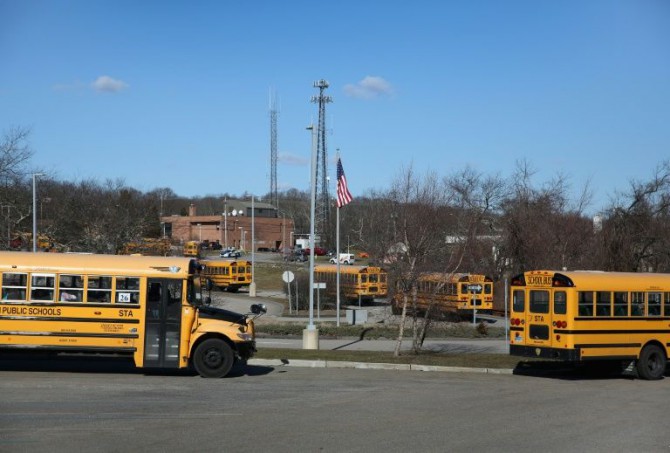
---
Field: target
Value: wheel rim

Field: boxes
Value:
[203,347,223,369]
[648,352,662,373]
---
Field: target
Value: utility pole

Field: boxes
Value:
[310,79,332,249]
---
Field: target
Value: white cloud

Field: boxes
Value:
[91,75,129,93]
[343,76,393,99]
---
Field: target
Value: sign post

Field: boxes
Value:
[282,271,295,314]
[469,284,482,326]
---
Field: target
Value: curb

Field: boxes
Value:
[248,358,513,375]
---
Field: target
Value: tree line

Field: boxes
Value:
[3,127,670,274]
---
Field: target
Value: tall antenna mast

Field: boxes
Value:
[269,89,279,208]
[310,79,332,247]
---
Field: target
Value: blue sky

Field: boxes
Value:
[1,0,669,213]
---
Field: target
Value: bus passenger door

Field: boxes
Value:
[144,279,182,368]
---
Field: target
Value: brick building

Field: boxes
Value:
[160,200,294,252]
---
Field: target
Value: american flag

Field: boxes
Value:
[336,158,353,208]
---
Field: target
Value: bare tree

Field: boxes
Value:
[599,160,670,271]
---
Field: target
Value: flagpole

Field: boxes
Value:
[336,202,341,327]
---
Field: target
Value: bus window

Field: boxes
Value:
[2,273,27,301]
[578,291,593,316]
[369,274,378,283]
[631,292,644,316]
[665,293,670,316]
[88,276,112,303]
[361,275,367,284]
[614,292,628,316]
[648,292,662,316]
[512,290,524,312]
[485,283,492,295]
[59,275,84,302]
[529,290,549,314]
[596,291,611,317]
[554,291,566,315]
[31,274,55,301]
[116,277,140,304]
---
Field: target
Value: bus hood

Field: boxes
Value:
[197,306,247,326]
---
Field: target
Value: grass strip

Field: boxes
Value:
[254,347,533,369]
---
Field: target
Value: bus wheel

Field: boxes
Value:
[636,344,666,380]
[193,338,234,378]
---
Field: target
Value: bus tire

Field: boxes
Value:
[636,344,666,380]
[193,338,234,378]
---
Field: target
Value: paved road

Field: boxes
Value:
[1,361,669,452]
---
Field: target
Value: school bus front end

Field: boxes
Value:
[186,304,264,378]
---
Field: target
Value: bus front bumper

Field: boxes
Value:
[236,340,257,361]
[510,345,580,361]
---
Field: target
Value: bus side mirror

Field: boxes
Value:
[205,296,212,306]
[250,304,267,315]
[206,279,214,291]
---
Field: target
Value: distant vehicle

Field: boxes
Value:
[284,250,307,262]
[220,250,241,258]
[304,247,327,256]
[314,264,388,302]
[329,253,355,265]
[200,258,251,292]
[184,241,200,257]
[357,251,369,258]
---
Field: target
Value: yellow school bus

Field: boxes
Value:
[509,270,670,380]
[392,273,494,317]
[314,264,388,302]
[0,251,265,378]
[200,259,251,292]
[183,241,200,257]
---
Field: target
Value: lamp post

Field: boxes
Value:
[32,173,44,252]
[303,123,319,350]
[249,195,257,297]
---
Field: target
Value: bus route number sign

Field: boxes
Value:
[118,292,131,303]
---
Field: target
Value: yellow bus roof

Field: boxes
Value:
[200,259,251,266]
[314,264,386,274]
[0,251,195,278]
[520,270,670,289]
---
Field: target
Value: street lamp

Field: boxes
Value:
[303,123,319,349]
[250,195,256,297]
[32,173,44,252]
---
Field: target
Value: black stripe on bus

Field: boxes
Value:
[0,316,140,324]
[0,345,137,353]
[8,302,141,308]
[574,343,641,349]
[556,329,670,335]
[0,331,139,339]
[510,327,524,332]
[574,317,670,321]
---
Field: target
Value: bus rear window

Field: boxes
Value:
[512,290,525,312]
[554,291,566,314]
[530,290,549,314]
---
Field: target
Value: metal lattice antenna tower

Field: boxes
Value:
[310,79,333,248]
[269,89,279,208]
